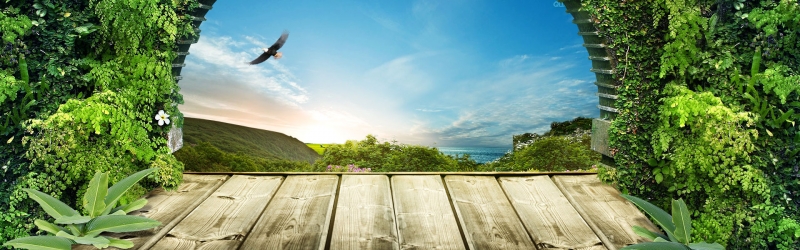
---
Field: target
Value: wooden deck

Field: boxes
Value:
[100,173,659,250]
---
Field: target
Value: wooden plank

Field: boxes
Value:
[499,176,605,250]
[239,175,339,250]
[75,174,229,250]
[444,175,536,249]
[553,175,660,250]
[150,175,283,249]
[330,175,399,249]
[185,172,597,176]
[392,175,466,250]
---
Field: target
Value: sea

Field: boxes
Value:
[436,147,512,164]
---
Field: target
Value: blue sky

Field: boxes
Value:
[179,0,598,147]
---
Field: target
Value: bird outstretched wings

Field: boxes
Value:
[249,31,289,65]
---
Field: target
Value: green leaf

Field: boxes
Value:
[53,215,91,225]
[103,168,158,215]
[84,172,108,218]
[688,242,725,250]
[2,236,73,250]
[655,173,664,183]
[106,237,135,249]
[672,198,692,244]
[23,189,80,220]
[632,225,668,241]
[85,215,160,236]
[34,219,65,235]
[56,231,109,247]
[114,198,148,214]
[621,242,689,250]
[621,194,676,234]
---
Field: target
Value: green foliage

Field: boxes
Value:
[491,129,600,172]
[3,168,160,250]
[0,11,32,43]
[1,0,196,244]
[313,135,475,172]
[584,0,800,248]
[182,117,320,163]
[621,194,724,250]
[175,141,314,172]
[305,143,330,155]
[512,116,593,148]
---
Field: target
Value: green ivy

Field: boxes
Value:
[1,0,196,244]
[584,0,799,248]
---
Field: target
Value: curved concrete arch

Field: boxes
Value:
[559,0,617,159]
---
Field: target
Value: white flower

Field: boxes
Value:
[155,110,170,126]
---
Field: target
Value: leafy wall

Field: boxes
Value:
[582,0,799,248]
[0,0,196,243]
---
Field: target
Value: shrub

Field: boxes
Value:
[490,129,600,172]
[312,135,475,172]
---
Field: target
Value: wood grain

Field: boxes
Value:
[330,175,399,249]
[150,175,283,249]
[499,176,605,249]
[391,175,466,250]
[74,174,229,250]
[444,175,536,250]
[239,175,339,250]
[553,175,660,250]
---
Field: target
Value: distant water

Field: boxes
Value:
[437,147,512,164]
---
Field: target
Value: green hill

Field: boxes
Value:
[180,117,320,163]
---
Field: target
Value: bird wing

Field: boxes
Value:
[268,31,289,51]
[248,52,271,65]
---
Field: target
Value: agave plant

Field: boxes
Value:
[621,194,725,250]
[3,168,162,250]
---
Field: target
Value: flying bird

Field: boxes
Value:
[248,31,289,65]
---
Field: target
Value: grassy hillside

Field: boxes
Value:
[181,117,320,163]
[305,143,333,155]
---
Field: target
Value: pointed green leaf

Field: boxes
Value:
[85,215,160,235]
[53,215,91,224]
[688,242,725,250]
[2,236,73,250]
[621,194,676,234]
[106,237,135,249]
[56,231,110,247]
[84,172,108,218]
[632,225,667,241]
[23,189,80,220]
[103,168,158,215]
[672,198,692,244]
[114,198,148,214]
[621,242,689,250]
[34,219,65,235]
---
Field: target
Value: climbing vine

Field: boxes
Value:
[585,0,799,248]
[0,0,196,244]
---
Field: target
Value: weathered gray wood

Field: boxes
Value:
[392,175,466,250]
[150,175,283,249]
[74,174,229,250]
[239,175,339,250]
[499,176,605,249]
[147,237,239,250]
[331,175,398,249]
[444,175,536,249]
[553,175,660,250]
